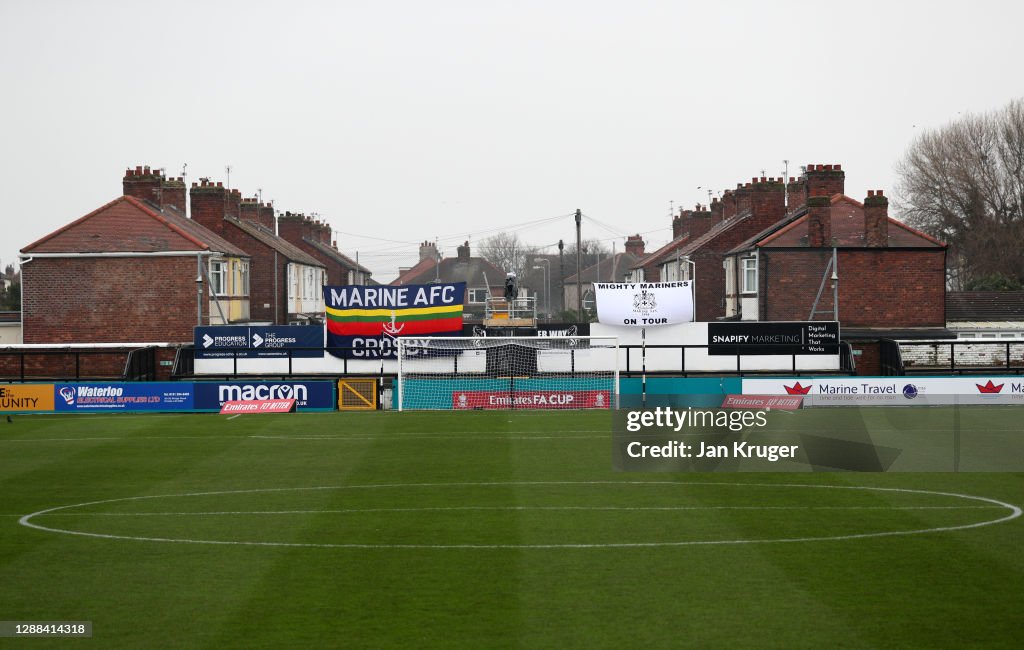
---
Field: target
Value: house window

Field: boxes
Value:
[209,260,227,296]
[741,257,757,294]
[240,262,249,296]
[233,261,249,296]
[582,289,595,312]
[468,288,488,303]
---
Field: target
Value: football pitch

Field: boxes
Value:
[1,409,1022,648]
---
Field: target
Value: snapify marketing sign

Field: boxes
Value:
[195,326,324,359]
[594,282,694,326]
[709,322,839,355]
[324,283,465,359]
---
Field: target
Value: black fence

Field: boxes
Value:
[891,339,1024,375]
[175,341,857,379]
[1,346,158,382]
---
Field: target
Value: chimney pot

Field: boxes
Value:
[135,165,143,174]
[834,164,842,171]
[868,190,875,198]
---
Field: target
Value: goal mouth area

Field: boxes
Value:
[396,336,619,411]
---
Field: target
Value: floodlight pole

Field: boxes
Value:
[575,209,583,319]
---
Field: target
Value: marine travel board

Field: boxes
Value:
[707,321,839,356]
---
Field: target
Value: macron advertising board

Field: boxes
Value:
[195,326,325,359]
[193,381,335,412]
[53,383,194,412]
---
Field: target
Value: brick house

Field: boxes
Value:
[721,167,947,374]
[564,235,644,315]
[392,241,507,320]
[19,166,251,343]
[188,180,327,324]
[724,187,946,326]
[277,212,372,287]
[627,209,699,283]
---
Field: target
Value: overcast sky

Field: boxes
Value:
[2,0,1022,282]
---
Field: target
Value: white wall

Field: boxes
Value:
[194,323,840,375]
[590,322,839,372]
[0,323,22,345]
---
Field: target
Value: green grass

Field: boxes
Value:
[0,409,1022,648]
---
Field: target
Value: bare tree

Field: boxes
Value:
[478,232,537,278]
[895,98,1024,288]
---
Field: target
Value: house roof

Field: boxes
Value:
[226,217,325,267]
[304,238,372,274]
[565,252,640,283]
[727,195,944,253]
[391,255,506,287]
[21,196,248,257]
[946,292,1024,322]
[631,234,691,270]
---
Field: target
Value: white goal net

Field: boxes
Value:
[396,336,619,411]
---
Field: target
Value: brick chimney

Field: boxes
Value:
[419,240,440,262]
[722,189,738,219]
[161,176,187,214]
[806,196,832,247]
[734,182,754,215]
[805,163,845,198]
[123,165,162,205]
[189,179,230,234]
[240,197,261,224]
[710,197,723,224]
[624,234,645,256]
[750,177,786,224]
[686,205,714,240]
[319,221,332,245]
[786,176,806,209]
[457,241,471,261]
[672,210,685,239]
[258,203,276,232]
[864,190,889,247]
[226,189,241,220]
[276,211,308,244]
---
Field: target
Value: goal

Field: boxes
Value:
[396,336,619,410]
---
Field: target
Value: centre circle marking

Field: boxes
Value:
[18,481,1022,549]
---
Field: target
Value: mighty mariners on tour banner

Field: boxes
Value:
[323,283,466,358]
[594,281,694,326]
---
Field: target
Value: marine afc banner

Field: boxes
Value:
[594,281,694,326]
[324,282,466,358]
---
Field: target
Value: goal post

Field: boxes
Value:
[396,336,619,411]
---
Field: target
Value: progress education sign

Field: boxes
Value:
[324,283,466,359]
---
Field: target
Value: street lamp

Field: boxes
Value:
[679,255,695,282]
[680,255,696,320]
[532,259,550,318]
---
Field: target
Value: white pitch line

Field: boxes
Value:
[226,414,242,421]
[23,505,1001,517]
[16,481,1022,549]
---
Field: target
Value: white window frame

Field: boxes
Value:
[468,288,488,303]
[209,259,228,296]
[240,261,249,296]
[741,257,757,294]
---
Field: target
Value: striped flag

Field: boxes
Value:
[323,283,466,358]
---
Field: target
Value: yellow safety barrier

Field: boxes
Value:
[337,379,377,411]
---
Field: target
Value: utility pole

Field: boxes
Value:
[558,239,565,316]
[575,209,583,319]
